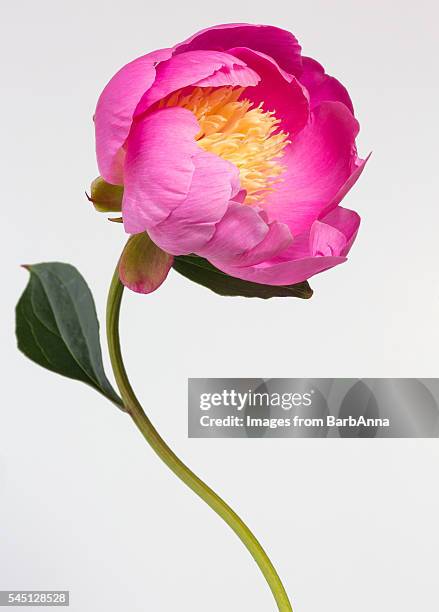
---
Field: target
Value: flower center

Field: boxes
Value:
[161,87,289,205]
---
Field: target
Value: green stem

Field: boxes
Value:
[106,264,293,611]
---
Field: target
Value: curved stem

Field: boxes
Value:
[106,264,293,611]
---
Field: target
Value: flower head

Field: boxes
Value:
[94,23,367,293]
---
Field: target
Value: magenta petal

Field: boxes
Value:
[265,101,360,236]
[212,204,361,285]
[123,107,200,234]
[193,63,260,87]
[94,48,173,184]
[212,218,293,268]
[197,203,269,262]
[261,205,360,267]
[300,57,354,113]
[319,206,361,255]
[134,50,260,117]
[322,153,370,215]
[147,150,240,255]
[175,23,303,76]
[232,189,247,204]
[214,254,346,286]
[227,47,309,137]
[309,220,347,257]
[123,105,240,251]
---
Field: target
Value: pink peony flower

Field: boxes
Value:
[95,23,367,292]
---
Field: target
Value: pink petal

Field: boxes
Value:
[300,57,354,113]
[227,47,309,137]
[147,149,240,254]
[123,106,240,251]
[122,107,200,233]
[193,64,260,87]
[318,206,361,255]
[210,217,293,268]
[321,153,371,215]
[273,229,310,261]
[271,204,360,264]
[309,221,347,256]
[265,101,360,236]
[197,203,270,262]
[134,50,260,118]
[232,189,247,204]
[214,253,346,286]
[212,205,361,286]
[94,48,172,184]
[175,23,303,76]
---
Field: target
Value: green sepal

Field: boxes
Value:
[119,233,174,294]
[87,176,123,213]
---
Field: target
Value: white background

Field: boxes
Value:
[2,1,439,610]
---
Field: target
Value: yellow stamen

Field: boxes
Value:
[160,87,289,205]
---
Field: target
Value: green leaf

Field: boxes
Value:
[87,176,123,213]
[172,255,313,299]
[16,262,123,407]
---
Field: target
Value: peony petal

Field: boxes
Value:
[94,48,172,184]
[147,149,240,254]
[231,189,247,204]
[198,203,270,262]
[118,232,173,294]
[212,204,363,285]
[134,50,260,117]
[273,229,311,262]
[265,101,360,236]
[123,105,240,251]
[175,23,303,76]
[300,57,354,113]
[122,107,201,234]
[214,253,346,286]
[319,206,361,255]
[227,47,309,137]
[309,220,347,257]
[192,64,260,87]
[321,153,370,216]
[268,204,361,265]
[210,218,293,268]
